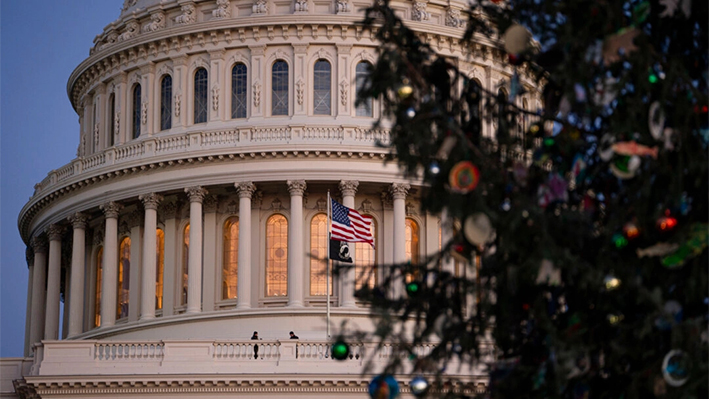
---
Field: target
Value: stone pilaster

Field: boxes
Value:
[185,186,208,314]
[236,182,257,309]
[44,224,65,340]
[100,201,123,328]
[67,213,88,337]
[29,235,48,350]
[139,193,163,320]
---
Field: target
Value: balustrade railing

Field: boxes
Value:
[94,342,164,360]
[29,125,391,199]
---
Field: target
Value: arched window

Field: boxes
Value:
[118,237,131,319]
[310,214,330,296]
[156,228,165,310]
[108,94,115,146]
[470,79,482,136]
[355,62,373,117]
[132,84,141,139]
[405,218,420,282]
[94,247,103,327]
[194,68,208,124]
[272,61,289,116]
[313,60,331,115]
[266,214,288,297]
[231,63,248,119]
[405,218,420,265]
[160,75,172,131]
[182,224,190,306]
[355,219,377,290]
[222,217,239,300]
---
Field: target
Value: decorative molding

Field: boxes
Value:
[252,0,268,15]
[271,197,283,211]
[336,0,351,13]
[380,191,393,210]
[411,1,430,21]
[47,224,65,241]
[100,201,124,219]
[159,200,179,220]
[340,79,349,107]
[117,20,140,42]
[316,197,327,211]
[339,180,359,197]
[212,85,220,111]
[287,180,307,196]
[235,182,257,199]
[296,79,305,105]
[204,194,219,212]
[143,11,166,33]
[213,0,232,19]
[405,202,417,216]
[176,3,197,25]
[294,0,308,13]
[253,82,261,108]
[127,209,143,229]
[185,186,209,203]
[252,190,264,209]
[141,102,148,125]
[174,94,182,117]
[390,183,410,199]
[139,193,164,210]
[68,212,89,230]
[92,227,104,246]
[445,7,461,27]
[221,198,238,214]
[360,198,373,213]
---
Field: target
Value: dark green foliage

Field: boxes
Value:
[353,0,708,397]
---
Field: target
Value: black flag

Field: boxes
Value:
[329,238,353,263]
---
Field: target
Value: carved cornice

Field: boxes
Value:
[139,192,164,210]
[100,201,124,219]
[68,212,89,230]
[286,180,307,196]
[185,186,208,203]
[235,181,257,199]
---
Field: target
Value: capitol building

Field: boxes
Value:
[2,0,536,397]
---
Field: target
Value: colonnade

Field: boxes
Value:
[24,180,415,354]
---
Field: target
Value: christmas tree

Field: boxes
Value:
[349,0,708,397]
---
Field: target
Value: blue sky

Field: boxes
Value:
[1,1,120,357]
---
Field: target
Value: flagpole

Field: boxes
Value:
[326,190,331,339]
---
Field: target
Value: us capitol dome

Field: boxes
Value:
[8,0,538,397]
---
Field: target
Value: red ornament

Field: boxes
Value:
[522,303,530,311]
[491,0,503,3]
[508,53,523,65]
[623,222,640,239]
[657,216,678,231]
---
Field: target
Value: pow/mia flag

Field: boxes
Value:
[329,238,353,263]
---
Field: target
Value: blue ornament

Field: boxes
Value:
[409,376,429,397]
[368,375,400,399]
[662,350,690,387]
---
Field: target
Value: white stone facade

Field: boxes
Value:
[10,0,539,397]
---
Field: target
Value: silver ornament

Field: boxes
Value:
[463,213,493,246]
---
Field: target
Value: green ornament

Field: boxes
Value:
[543,137,555,147]
[612,233,628,249]
[649,73,659,84]
[406,281,421,296]
[331,340,350,360]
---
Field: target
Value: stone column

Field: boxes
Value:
[339,180,359,308]
[236,182,257,309]
[67,213,88,337]
[287,180,306,307]
[29,236,48,350]
[391,183,410,298]
[44,224,64,340]
[100,201,123,328]
[202,195,218,312]
[160,201,178,316]
[140,193,163,320]
[128,210,143,322]
[185,186,208,314]
[24,248,34,356]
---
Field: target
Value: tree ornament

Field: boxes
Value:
[648,102,666,140]
[623,222,639,239]
[397,80,414,99]
[406,108,416,118]
[654,300,683,331]
[331,340,350,360]
[656,213,677,232]
[463,213,493,246]
[368,374,400,399]
[508,53,523,65]
[536,259,561,286]
[610,156,641,179]
[571,154,586,184]
[632,1,650,25]
[661,222,708,268]
[502,23,532,55]
[612,141,658,158]
[409,376,429,397]
[602,28,640,66]
[528,122,543,137]
[636,242,679,258]
[406,281,421,297]
[448,161,480,193]
[612,233,629,249]
[662,350,691,387]
[428,161,440,175]
[607,313,624,325]
[659,0,691,18]
[598,134,616,161]
[436,134,457,160]
[603,275,621,290]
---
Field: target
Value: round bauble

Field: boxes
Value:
[331,340,350,361]
[368,374,400,399]
[463,213,493,246]
[603,275,621,290]
[662,350,690,387]
[405,281,421,297]
[502,24,532,55]
[409,376,429,397]
[448,161,480,193]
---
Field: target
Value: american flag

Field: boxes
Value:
[330,198,375,248]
